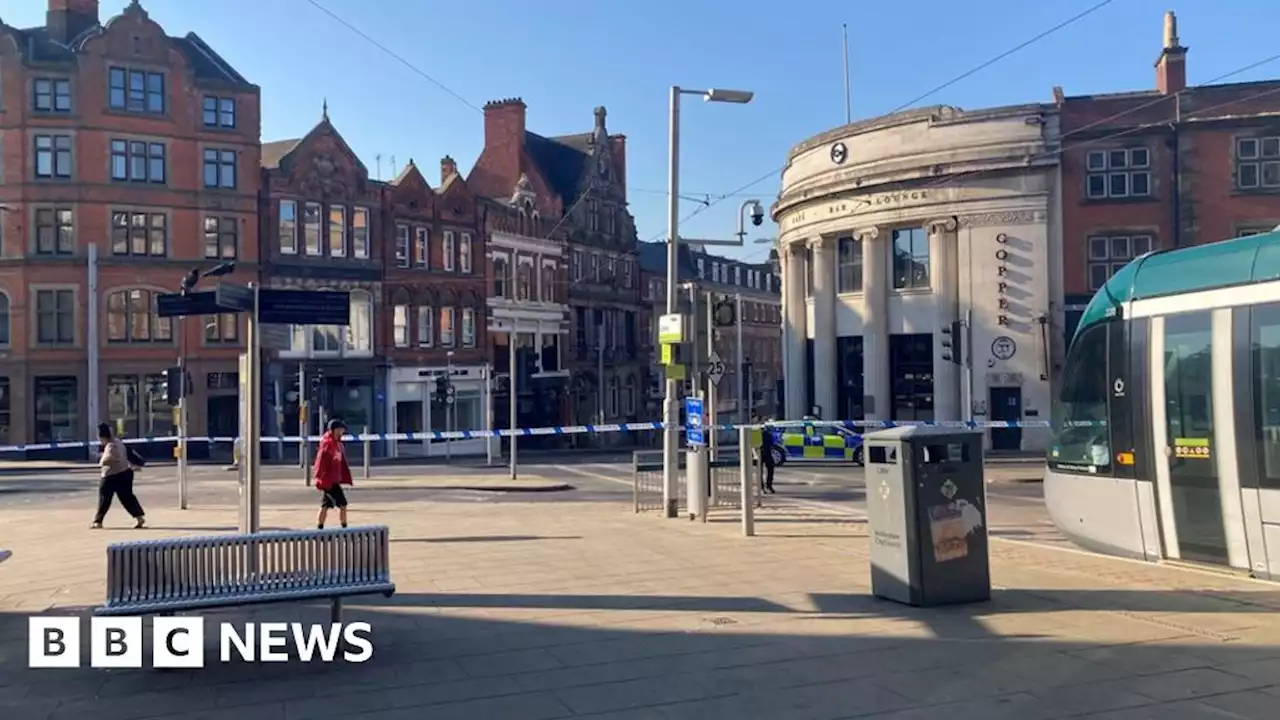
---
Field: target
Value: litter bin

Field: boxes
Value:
[863,426,990,607]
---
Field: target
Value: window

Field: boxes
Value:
[1085,147,1151,199]
[1087,234,1153,291]
[111,211,167,257]
[589,200,600,231]
[204,313,238,343]
[697,258,706,278]
[106,289,171,343]
[34,376,78,444]
[202,95,235,128]
[1050,321,1110,471]
[541,263,556,302]
[393,304,409,347]
[1251,303,1280,489]
[1237,137,1280,190]
[493,255,510,298]
[0,294,9,346]
[107,374,172,440]
[417,306,433,347]
[110,140,165,183]
[279,200,298,254]
[1239,227,1276,237]
[303,202,322,255]
[35,289,75,344]
[35,208,74,256]
[203,216,236,259]
[440,307,455,347]
[517,262,533,301]
[460,233,472,273]
[572,250,583,282]
[395,224,410,268]
[589,254,599,282]
[202,148,236,189]
[837,236,862,293]
[462,308,475,348]
[891,227,930,290]
[415,228,429,268]
[733,266,741,285]
[352,208,370,258]
[290,290,373,356]
[443,231,455,271]
[607,209,617,235]
[33,78,71,112]
[108,67,164,114]
[623,260,633,288]
[35,134,72,179]
[329,206,346,257]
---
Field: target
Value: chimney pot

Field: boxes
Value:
[47,0,99,44]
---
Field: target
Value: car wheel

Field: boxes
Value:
[771,447,786,466]
[853,446,864,465]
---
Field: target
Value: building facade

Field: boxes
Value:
[484,177,571,445]
[1059,11,1280,341]
[0,0,260,456]
[258,112,384,453]
[773,104,1063,452]
[382,156,488,457]
[468,99,644,440]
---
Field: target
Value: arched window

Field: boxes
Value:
[0,293,11,346]
[346,290,373,355]
[607,376,620,418]
[624,375,636,417]
[516,259,533,301]
[106,289,171,343]
[540,262,556,303]
[493,254,510,298]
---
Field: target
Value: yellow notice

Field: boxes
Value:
[1173,437,1211,459]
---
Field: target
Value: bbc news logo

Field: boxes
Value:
[29,617,374,668]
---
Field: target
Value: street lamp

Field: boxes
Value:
[663,84,754,519]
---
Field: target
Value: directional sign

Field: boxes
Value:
[258,289,350,326]
[685,396,705,446]
[706,350,726,386]
[215,282,255,312]
[156,291,220,318]
[259,324,293,351]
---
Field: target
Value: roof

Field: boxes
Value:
[261,139,302,169]
[524,132,591,207]
[1077,228,1280,336]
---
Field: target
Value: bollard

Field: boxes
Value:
[738,427,754,536]
[363,425,371,479]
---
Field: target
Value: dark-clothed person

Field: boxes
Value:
[759,421,778,494]
[91,423,145,529]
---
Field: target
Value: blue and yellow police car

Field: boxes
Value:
[768,419,864,466]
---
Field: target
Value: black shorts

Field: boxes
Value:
[320,485,348,509]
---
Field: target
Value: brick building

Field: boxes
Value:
[1059,11,1280,341]
[468,100,644,439]
[0,0,260,455]
[382,156,488,457]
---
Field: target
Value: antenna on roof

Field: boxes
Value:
[390,155,397,176]
[375,154,382,181]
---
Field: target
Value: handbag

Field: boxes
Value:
[126,445,147,468]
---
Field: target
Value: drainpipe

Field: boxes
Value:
[1170,93,1183,248]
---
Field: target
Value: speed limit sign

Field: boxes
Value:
[707,350,725,386]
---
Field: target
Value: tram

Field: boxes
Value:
[1045,227,1280,579]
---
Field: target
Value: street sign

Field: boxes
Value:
[706,350,726,386]
[215,282,255,312]
[685,397,705,446]
[258,289,350,326]
[259,324,293,351]
[156,291,220,318]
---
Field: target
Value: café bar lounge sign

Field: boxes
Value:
[781,190,933,231]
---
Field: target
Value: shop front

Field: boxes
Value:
[387,364,491,458]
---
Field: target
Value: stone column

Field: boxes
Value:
[782,241,809,420]
[809,236,838,419]
[859,227,889,422]
[927,217,960,422]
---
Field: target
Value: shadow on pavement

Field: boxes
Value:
[4,586,1280,719]
[391,535,583,544]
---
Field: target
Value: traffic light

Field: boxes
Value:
[163,366,182,405]
[435,375,449,404]
[940,320,964,365]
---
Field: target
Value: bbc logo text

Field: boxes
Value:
[29,617,374,668]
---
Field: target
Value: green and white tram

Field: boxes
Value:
[1046,227,1280,577]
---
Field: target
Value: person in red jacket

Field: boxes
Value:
[314,418,354,529]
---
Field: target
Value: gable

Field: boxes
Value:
[273,120,369,201]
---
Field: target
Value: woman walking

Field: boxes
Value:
[314,419,353,529]
[91,423,146,529]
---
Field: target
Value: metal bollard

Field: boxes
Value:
[738,427,754,536]
[363,425,371,479]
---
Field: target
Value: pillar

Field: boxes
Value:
[809,236,838,419]
[782,241,808,420]
[928,217,960,421]
[859,227,889,422]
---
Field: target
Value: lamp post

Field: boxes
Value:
[176,262,236,509]
[663,86,754,519]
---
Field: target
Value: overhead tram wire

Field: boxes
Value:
[645,0,1122,243]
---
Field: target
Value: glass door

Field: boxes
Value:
[1161,311,1230,564]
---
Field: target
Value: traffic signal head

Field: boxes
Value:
[164,366,183,404]
[940,320,963,365]
[435,375,449,402]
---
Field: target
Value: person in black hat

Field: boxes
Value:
[313,418,354,529]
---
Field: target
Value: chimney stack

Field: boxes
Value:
[440,155,457,185]
[482,98,527,154]
[1155,11,1187,95]
[47,0,99,45]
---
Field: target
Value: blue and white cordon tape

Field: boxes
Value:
[0,418,1052,454]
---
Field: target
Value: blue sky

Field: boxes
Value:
[8,0,1280,265]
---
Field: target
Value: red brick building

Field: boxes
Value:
[0,0,260,454]
[1058,11,1280,337]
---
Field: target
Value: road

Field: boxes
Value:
[0,456,1066,548]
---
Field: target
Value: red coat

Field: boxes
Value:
[313,433,353,490]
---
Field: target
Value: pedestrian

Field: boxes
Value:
[91,423,146,529]
[759,418,778,494]
[313,418,353,530]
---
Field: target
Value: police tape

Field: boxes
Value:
[0,419,1053,454]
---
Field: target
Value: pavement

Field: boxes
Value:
[4,466,1280,719]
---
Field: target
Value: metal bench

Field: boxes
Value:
[95,526,395,622]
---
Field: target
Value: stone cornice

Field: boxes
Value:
[958,210,1047,227]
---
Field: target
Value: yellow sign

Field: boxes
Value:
[665,364,687,381]
[1173,437,1211,459]
[661,344,673,365]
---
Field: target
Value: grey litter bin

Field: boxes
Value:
[863,426,990,607]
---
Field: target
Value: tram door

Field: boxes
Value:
[1150,310,1250,568]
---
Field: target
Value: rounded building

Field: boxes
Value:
[772,104,1064,451]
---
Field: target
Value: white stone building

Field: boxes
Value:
[772,104,1064,451]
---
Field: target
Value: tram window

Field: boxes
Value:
[1251,304,1280,488]
[1050,322,1111,471]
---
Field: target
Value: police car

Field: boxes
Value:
[767,418,864,466]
